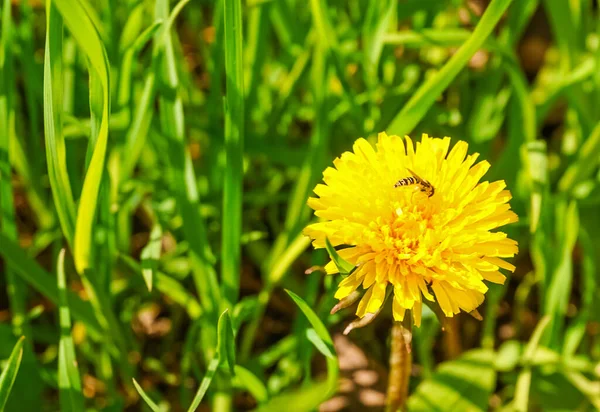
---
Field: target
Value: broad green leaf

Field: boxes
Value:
[325,237,354,275]
[0,336,25,411]
[564,371,600,410]
[530,370,587,412]
[57,249,84,412]
[255,381,331,412]
[407,349,496,412]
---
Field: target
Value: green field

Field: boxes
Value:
[1,0,599,411]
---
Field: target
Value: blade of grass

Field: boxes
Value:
[255,291,338,411]
[52,3,133,387]
[241,39,330,362]
[0,233,104,341]
[324,238,354,275]
[387,0,514,135]
[0,336,25,411]
[309,0,364,128]
[217,310,236,375]
[362,0,396,86]
[51,0,111,274]
[132,379,161,412]
[514,316,551,412]
[558,121,600,194]
[57,249,84,412]
[544,200,579,347]
[140,223,163,292]
[121,3,189,184]
[154,0,220,320]
[117,20,163,112]
[43,1,77,247]
[186,356,220,412]
[1,0,31,345]
[11,0,54,229]
[186,307,235,411]
[222,0,245,309]
[116,254,203,320]
[233,365,268,404]
[563,227,596,357]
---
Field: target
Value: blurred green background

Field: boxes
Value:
[0,0,599,410]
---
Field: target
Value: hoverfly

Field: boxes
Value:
[394,168,435,197]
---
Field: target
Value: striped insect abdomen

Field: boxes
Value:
[394,176,420,188]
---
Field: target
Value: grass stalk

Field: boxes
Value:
[387,0,514,135]
[222,0,245,309]
[1,0,31,346]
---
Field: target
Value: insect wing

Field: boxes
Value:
[405,168,430,185]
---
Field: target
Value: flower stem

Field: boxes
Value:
[386,321,412,412]
[442,316,462,359]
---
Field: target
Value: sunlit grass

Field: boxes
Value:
[0,0,599,411]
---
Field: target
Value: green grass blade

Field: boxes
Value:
[513,316,551,412]
[221,0,245,309]
[233,365,268,404]
[154,0,220,317]
[0,233,104,339]
[285,290,338,395]
[120,74,156,182]
[57,249,84,412]
[267,40,329,271]
[1,0,31,344]
[387,0,514,135]
[362,0,396,84]
[558,122,600,193]
[116,254,203,319]
[0,336,25,411]
[285,290,334,354]
[132,378,161,412]
[117,19,163,109]
[43,1,77,247]
[563,227,596,357]
[140,224,163,292]
[217,310,235,375]
[255,291,339,411]
[51,0,111,273]
[186,356,221,412]
[324,238,354,275]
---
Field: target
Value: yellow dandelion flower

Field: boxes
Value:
[304,133,518,327]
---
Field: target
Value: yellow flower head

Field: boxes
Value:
[304,133,518,327]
